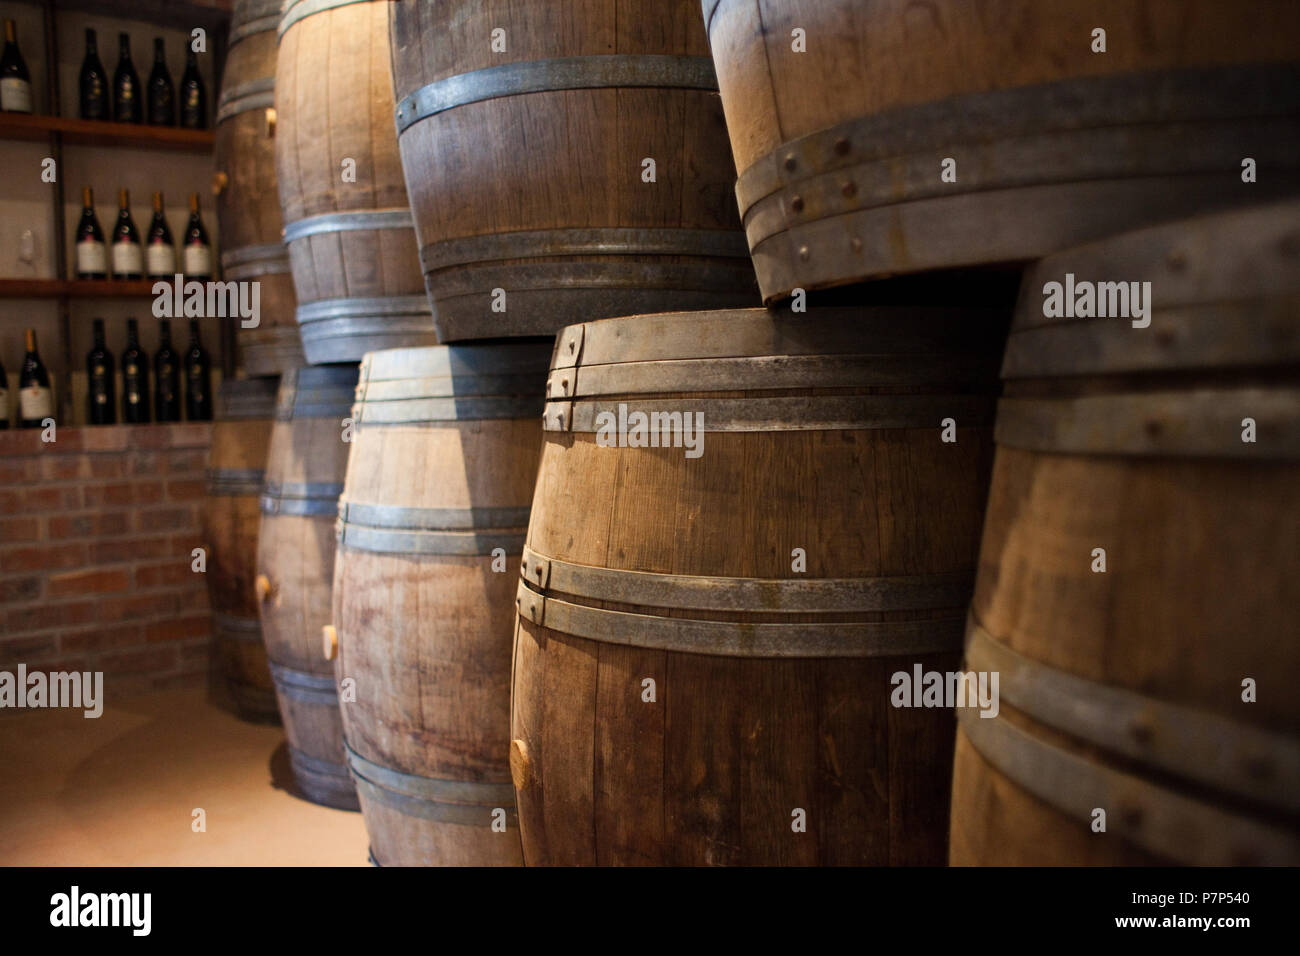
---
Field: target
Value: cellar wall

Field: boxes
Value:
[0,422,213,699]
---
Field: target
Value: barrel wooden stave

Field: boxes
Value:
[511,307,1004,865]
[949,202,1300,866]
[276,0,433,362]
[703,0,1300,300]
[334,343,551,865]
[389,0,758,342]
[256,366,358,809]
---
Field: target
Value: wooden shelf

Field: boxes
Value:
[9,0,231,33]
[0,113,215,152]
[0,278,161,299]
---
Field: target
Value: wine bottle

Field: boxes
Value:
[79,28,108,120]
[112,32,141,124]
[112,188,144,280]
[19,329,53,429]
[154,320,180,422]
[146,37,174,126]
[182,193,212,280]
[0,19,33,114]
[184,320,212,422]
[146,191,176,279]
[75,187,108,280]
[0,359,9,430]
[87,318,116,425]
[179,48,206,130]
[121,318,150,424]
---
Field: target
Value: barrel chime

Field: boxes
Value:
[202,0,1297,863]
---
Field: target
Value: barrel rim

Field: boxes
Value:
[394,55,719,134]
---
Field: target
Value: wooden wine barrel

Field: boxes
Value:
[949,201,1300,866]
[702,0,1300,302]
[256,365,359,809]
[215,0,304,374]
[510,306,1007,864]
[388,0,759,342]
[332,342,551,865]
[276,0,435,364]
[206,377,280,723]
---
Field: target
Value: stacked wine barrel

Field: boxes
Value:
[332,343,551,864]
[215,0,303,373]
[512,307,1003,863]
[702,0,1300,300]
[214,0,1299,864]
[255,367,359,810]
[388,0,758,340]
[204,378,279,723]
[275,0,437,363]
[949,202,1300,866]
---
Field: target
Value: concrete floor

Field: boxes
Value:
[0,686,369,866]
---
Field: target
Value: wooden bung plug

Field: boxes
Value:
[211,171,228,197]
[322,625,338,662]
[255,574,272,602]
[509,739,532,791]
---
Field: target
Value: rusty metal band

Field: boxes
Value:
[357,374,540,404]
[543,393,994,433]
[1001,298,1300,380]
[337,524,526,557]
[279,0,373,37]
[260,482,343,516]
[282,208,415,244]
[1010,199,1300,335]
[344,742,517,826]
[213,612,262,642]
[519,545,972,614]
[425,263,757,299]
[736,67,1300,298]
[418,227,749,272]
[546,353,999,399]
[206,468,265,497]
[216,77,275,122]
[965,620,1299,815]
[231,0,282,43]
[217,379,279,419]
[429,277,762,341]
[221,242,291,278]
[354,395,543,426]
[241,333,306,377]
[275,375,356,419]
[735,65,1300,224]
[516,580,965,659]
[286,746,351,782]
[296,295,430,325]
[269,661,339,705]
[957,706,1300,866]
[548,308,997,371]
[396,55,719,133]
[339,501,530,533]
[995,388,1300,459]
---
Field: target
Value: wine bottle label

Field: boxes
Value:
[20,385,53,420]
[77,239,107,275]
[127,389,140,405]
[183,244,211,276]
[113,242,144,276]
[1,78,33,113]
[146,243,176,276]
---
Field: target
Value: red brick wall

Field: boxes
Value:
[0,424,214,698]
